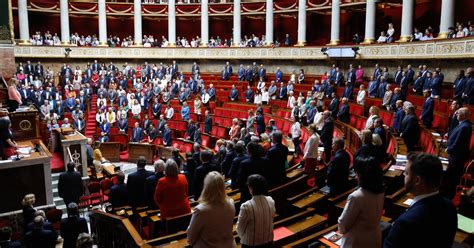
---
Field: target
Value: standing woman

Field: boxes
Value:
[303,124,320,177]
[255,110,266,135]
[338,156,384,248]
[187,171,236,248]
[247,110,255,133]
[7,78,22,112]
[0,118,23,159]
[194,95,202,122]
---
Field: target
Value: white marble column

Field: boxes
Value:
[201,0,209,46]
[329,0,340,45]
[18,0,30,44]
[60,0,70,44]
[363,0,377,43]
[233,0,241,46]
[98,0,107,46]
[265,0,274,45]
[296,0,306,46]
[134,0,142,45]
[399,0,414,42]
[438,0,454,38]
[168,0,176,46]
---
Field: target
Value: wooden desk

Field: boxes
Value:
[99,142,121,162]
[128,143,154,164]
[0,140,53,214]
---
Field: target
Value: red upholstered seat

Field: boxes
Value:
[201,134,210,148]
[100,178,114,199]
[87,182,103,205]
[45,208,63,231]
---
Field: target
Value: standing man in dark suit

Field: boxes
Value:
[278,82,287,100]
[453,70,466,101]
[337,98,350,124]
[321,111,334,163]
[245,65,254,85]
[420,89,434,128]
[131,122,143,142]
[443,107,472,199]
[127,156,154,208]
[60,203,89,248]
[401,106,420,152]
[163,123,172,146]
[462,67,474,105]
[238,142,270,203]
[399,71,409,101]
[221,66,230,80]
[145,160,165,209]
[237,64,246,81]
[384,153,457,248]
[266,131,289,186]
[58,162,83,207]
[328,93,339,118]
[334,67,343,87]
[406,64,415,84]
[24,216,57,248]
[394,66,403,85]
[392,100,405,134]
[447,100,461,136]
[109,171,128,207]
[193,151,217,200]
[326,138,350,196]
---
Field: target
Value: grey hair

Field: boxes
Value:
[164,159,179,177]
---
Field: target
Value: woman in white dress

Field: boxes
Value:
[356,84,366,105]
[131,99,141,119]
[261,87,269,105]
[254,90,262,105]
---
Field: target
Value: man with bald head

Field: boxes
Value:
[24,216,57,248]
[443,107,472,199]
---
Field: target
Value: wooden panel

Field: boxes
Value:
[99,142,121,162]
[128,143,154,164]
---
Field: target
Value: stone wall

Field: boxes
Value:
[0,44,16,78]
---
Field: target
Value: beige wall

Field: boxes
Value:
[0,45,16,78]
[13,58,473,82]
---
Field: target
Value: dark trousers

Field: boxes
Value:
[441,156,466,199]
[8,100,19,112]
[323,143,332,163]
[292,137,301,156]
[404,138,417,153]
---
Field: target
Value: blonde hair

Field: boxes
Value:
[360,130,373,145]
[260,133,270,142]
[372,134,383,146]
[199,171,228,205]
[22,194,36,206]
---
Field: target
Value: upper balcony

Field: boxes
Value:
[14,36,474,60]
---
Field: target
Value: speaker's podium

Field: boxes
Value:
[57,128,89,177]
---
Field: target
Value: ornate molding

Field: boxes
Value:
[14,38,474,60]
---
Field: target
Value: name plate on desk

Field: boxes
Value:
[9,110,39,140]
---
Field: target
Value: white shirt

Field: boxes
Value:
[291,122,301,138]
[287,96,296,108]
[262,91,269,102]
[202,93,210,104]
[237,195,275,246]
[303,133,320,159]
[254,94,262,105]
[166,107,174,119]
[131,104,141,116]
[313,112,324,130]
[365,114,378,130]
[357,90,366,105]
[95,113,105,123]
[411,191,439,206]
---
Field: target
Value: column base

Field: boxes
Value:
[396,35,411,42]
[199,43,208,47]
[131,43,143,47]
[167,43,176,47]
[436,32,448,39]
[361,38,375,44]
[327,39,340,46]
[98,41,108,47]
[232,43,241,47]
[294,41,306,47]
[18,40,31,45]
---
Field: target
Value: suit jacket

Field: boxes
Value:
[430,76,442,96]
[279,86,287,99]
[58,171,83,205]
[131,127,143,142]
[337,104,350,123]
[127,168,154,207]
[343,86,354,100]
[454,77,467,99]
[109,183,128,207]
[420,97,434,124]
[327,149,350,196]
[393,107,405,133]
[329,98,340,117]
[401,114,420,145]
[163,128,172,146]
[321,119,334,145]
[154,174,191,219]
[193,163,218,199]
[145,172,164,209]
[101,122,111,135]
[220,150,236,177]
[338,188,384,248]
[118,119,128,133]
[384,194,457,248]
[193,128,201,144]
[24,229,57,248]
[238,157,270,203]
[60,216,89,248]
[266,143,289,185]
[447,120,472,161]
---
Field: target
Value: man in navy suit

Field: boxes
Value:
[337,98,350,124]
[163,123,172,146]
[109,171,128,207]
[245,65,254,85]
[131,122,143,142]
[278,82,287,100]
[377,77,388,98]
[462,67,474,105]
[265,131,289,186]
[127,156,154,208]
[229,85,239,102]
[100,120,110,136]
[453,70,466,100]
[406,64,415,84]
[275,67,283,82]
[245,85,254,103]
[237,64,246,81]
[60,203,89,248]
[394,66,403,85]
[258,64,266,81]
[384,153,457,248]
[58,162,84,208]
[24,216,57,248]
[420,89,434,128]
[208,84,216,100]
[328,93,339,118]
[392,100,405,134]
[221,66,229,80]
[401,106,420,152]
[118,114,128,134]
[342,82,353,100]
[346,64,356,84]
[443,107,472,199]
[399,71,409,100]
[326,138,350,196]
[334,67,343,87]
[430,70,443,98]
[225,61,233,76]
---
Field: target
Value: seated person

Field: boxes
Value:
[92,142,109,173]
[109,171,128,208]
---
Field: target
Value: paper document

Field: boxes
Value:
[458,214,474,233]
[403,198,414,206]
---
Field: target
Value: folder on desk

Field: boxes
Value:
[273,226,294,241]
[458,214,474,234]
